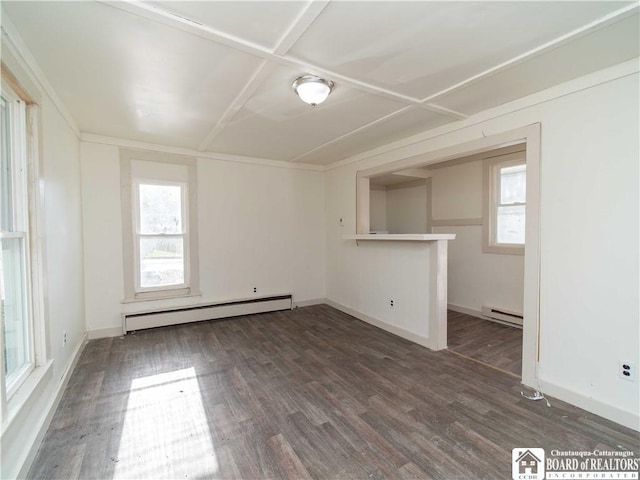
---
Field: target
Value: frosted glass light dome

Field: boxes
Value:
[292,75,334,107]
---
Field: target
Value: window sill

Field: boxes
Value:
[121,290,202,304]
[483,244,525,255]
[1,359,53,435]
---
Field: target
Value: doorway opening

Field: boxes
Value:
[356,124,540,388]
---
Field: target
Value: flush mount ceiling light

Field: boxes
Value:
[292,74,334,107]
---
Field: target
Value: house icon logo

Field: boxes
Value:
[512,448,545,480]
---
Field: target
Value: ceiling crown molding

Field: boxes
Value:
[1,16,80,137]
[81,133,327,171]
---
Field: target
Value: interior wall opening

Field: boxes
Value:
[368,144,526,378]
[356,124,541,388]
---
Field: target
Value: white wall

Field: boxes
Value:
[80,143,124,336]
[431,161,482,220]
[327,168,434,343]
[369,188,387,232]
[433,225,524,314]
[326,67,639,429]
[369,183,429,234]
[431,160,524,314]
[41,98,85,377]
[0,47,86,479]
[81,142,326,336]
[387,184,428,234]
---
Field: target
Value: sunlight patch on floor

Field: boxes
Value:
[114,367,218,479]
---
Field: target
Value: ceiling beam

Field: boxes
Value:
[418,103,467,120]
[197,60,276,151]
[288,106,414,163]
[197,0,331,151]
[108,1,637,118]
[102,1,455,115]
[419,3,640,104]
[273,0,331,56]
[104,0,637,162]
[102,0,272,58]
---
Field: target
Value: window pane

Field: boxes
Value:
[139,237,184,288]
[1,96,14,232]
[1,236,30,383]
[500,164,526,204]
[497,205,525,244]
[139,184,182,234]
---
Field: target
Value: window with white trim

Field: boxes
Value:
[120,150,199,302]
[134,181,188,292]
[483,152,526,255]
[1,85,33,398]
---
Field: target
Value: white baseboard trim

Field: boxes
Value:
[325,299,433,349]
[87,326,124,339]
[323,301,638,431]
[293,298,327,308]
[448,303,484,319]
[123,295,292,333]
[89,299,322,339]
[448,303,523,329]
[15,332,87,479]
[539,378,639,432]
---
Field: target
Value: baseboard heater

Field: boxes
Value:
[123,294,292,333]
[481,305,523,327]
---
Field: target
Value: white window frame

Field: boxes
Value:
[133,179,190,294]
[1,82,35,403]
[483,151,526,255]
[120,149,200,303]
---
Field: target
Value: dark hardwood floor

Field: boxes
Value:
[29,304,637,479]
[447,310,523,377]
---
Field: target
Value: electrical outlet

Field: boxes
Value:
[618,361,635,381]
[389,299,395,309]
[63,331,67,347]
[253,287,257,293]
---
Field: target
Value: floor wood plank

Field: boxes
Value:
[29,305,637,479]
[447,309,523,376]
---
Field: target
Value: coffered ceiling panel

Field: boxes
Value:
[2,1,264,148]
[288,1,632,99]
[436,14,640,115]
[147,1,308,50]
[2,1,637,166]
[206,65,408,160]
[297,107,455,165]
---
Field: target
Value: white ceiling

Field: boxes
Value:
[2,1,638,166]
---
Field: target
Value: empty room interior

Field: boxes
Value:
[1,1,639,479]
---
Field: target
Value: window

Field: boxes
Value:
[134,181,188,292]
[483,152,526,254]
[120,150,199,302]
[1,86,33,397]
